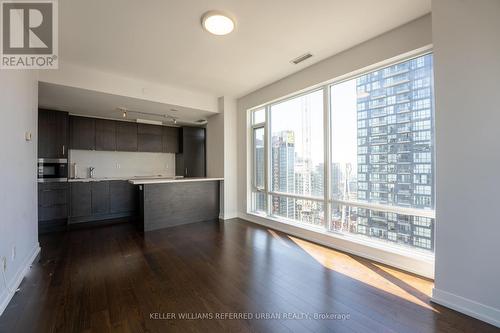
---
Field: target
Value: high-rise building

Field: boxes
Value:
[355,54,435,251]
[254,136,266,212]
[272,131,295,218]
[311,163,324,198]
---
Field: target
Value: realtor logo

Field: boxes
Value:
[1,0,58,69]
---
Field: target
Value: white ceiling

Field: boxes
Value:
[59,0,431,98]
[39,82,215,125]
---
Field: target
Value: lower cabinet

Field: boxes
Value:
[91,181,110,215]
[38,182,68,233]
[69,180,137,224]
[70,182,91,218]
[110,180,137,213]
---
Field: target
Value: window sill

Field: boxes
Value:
[244,211,435,278]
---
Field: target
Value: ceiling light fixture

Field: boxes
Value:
[201,11,235,36]
[165,115,178,124]
[136,118,163,125]
[119,108,128,118]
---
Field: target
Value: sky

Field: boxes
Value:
[270,89,324,166]
[269,79,358,169]
[331,79,358,166]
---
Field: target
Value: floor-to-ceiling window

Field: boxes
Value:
[249,52,435,255]
[269,89,325,227]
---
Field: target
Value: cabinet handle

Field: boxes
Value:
[62,145,66,156]
[185,168,188,176]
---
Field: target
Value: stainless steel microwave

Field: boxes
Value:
[37,158,68,182]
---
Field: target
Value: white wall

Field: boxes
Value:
[206,96,239,219]
[431,0,500,327]
[206,98,225,178]
[69,150,175,179]
[236,15,433,276]
[0,71,40,315]
[238,15,432,111]
[39,62,219,113]
[222,97,238,219]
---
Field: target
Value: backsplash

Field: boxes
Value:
[69,150,175,179]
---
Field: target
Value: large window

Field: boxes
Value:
[269,90,324,227]
[249,53,435,254]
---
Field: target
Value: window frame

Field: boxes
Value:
[250,108,268,215]
[247,48,436,255]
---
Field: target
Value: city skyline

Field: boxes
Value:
[252,53,435,252]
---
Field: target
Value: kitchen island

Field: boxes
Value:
[129,177,223,231]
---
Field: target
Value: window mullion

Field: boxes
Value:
[265,105,272,216]
[324,85,332,232]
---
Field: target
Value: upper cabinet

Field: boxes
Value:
[95,119,116,151]
[70,116,95,150]
[38,109,68,159]
[137,124,162,152]
[162,126,179,153]
[62,116,181,154]
[116,121,138,151]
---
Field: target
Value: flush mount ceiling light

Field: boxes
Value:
[201,11,235,36]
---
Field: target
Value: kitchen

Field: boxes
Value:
[37,86,223,234]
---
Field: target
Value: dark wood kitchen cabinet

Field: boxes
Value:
[70,182,92,218]
[70,116,95,150]
[137,123,162,152]
[38,182,68,233]
[162,126,179,153]
[63,115,182,153]
[110,181,137,213]
[91,181,110,215]
[176,127,206,177]
[116,121,138,151]
[38,109,68,158]
[69,180,138,223]
[95,119,116,151]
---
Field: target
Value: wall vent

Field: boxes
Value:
[291,53,313,65]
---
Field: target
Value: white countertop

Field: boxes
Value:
[129,177,224,185]
[69,177,130,182]
[68,175,179,182]
[68,176,224,184]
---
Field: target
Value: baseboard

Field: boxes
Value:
[0,244,40,317]
[432,288,500,328]
[221,212,238,220]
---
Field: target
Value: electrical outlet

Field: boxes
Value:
[11,246,16,261]
[116,163,121,169]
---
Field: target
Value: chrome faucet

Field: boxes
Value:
[89,167,95,178]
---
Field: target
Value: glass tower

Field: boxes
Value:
[355,54,435,251]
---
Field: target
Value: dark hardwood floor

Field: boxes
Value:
[0,219,497,333]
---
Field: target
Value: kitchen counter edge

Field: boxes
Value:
[129,177,224,185]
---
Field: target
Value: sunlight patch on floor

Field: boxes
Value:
[287,235,437,311]
[267,229,291,248]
